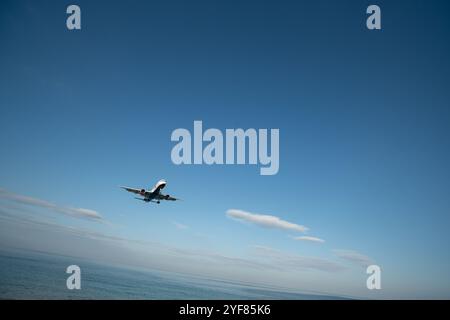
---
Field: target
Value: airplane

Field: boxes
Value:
[120,179,179,204]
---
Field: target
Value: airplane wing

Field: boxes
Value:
[155,193,179,201]
[120,186,142,195]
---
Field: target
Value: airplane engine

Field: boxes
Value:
[140,189,145,195]
[165,194,171,200]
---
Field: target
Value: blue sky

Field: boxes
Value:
[1,0,450,298]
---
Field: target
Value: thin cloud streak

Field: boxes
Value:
[226,209,308,233]
[251,245,346,272]
[333,250,374,268]
[0,188,103,222]
[292,236,325,243]
[172,221,189,230]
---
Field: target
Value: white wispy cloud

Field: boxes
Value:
[0,188,103,221]
[333,250,374,268]
[251,245,345,272]
[292,236,325,243]
[172,221,189,230]
[226,209,308,233]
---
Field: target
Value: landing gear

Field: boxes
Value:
[157,201,160,204]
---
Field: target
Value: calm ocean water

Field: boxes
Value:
[0,249,345,299]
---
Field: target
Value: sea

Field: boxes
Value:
[0,249,345,300]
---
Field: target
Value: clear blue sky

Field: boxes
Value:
[1,0,450,298]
